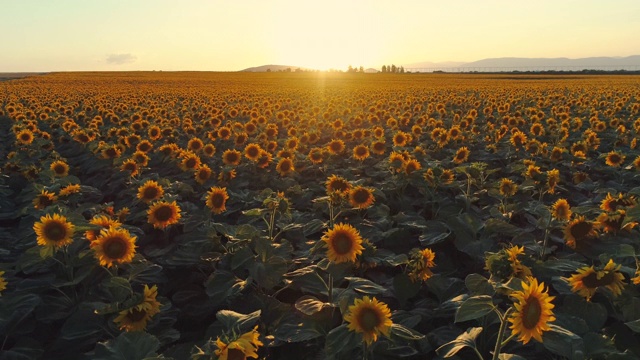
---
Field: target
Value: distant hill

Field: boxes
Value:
[404,56,640,72]
[240,65,312,72]
[364,68,378,73]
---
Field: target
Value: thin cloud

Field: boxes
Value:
[106,53,137,65]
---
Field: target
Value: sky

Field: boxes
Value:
[1,0,639,72]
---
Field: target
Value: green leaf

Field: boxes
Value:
[102,276,133,303]
[625,319,640,333]
[389,323,424,341]
[39,244,54,259]
[216,309,261,331]
[0,293,41,334]
[435,327,483,358]
[303,218,326,236]
[273,322,323,343]
[455,295,495,323]
[465,273,494,296]
[295,296,330,316]
[498,354,528,360]
[542,324,585,360]
[393,273,421,306]
[561,295,607,332]
[325,324,358,357]
[418,220,451,246]
[204,271,247,307]
[93,332,160,360]
[344,276,387,295]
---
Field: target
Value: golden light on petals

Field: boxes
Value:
[147,201,181,229]
[321,223,364,263]
[551,198,571,221]
[90,227,137,268]
[508,277,555,344]
[114,284,161,332]
[566,259,626,301]
[344,296,393,345]
[33,213,75,248]
[137,180,164,203]
[348,186,375,209]
[206,186,229,214]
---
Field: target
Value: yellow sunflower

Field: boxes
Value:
[114,284,161,332]
[321,223,364,264]
[326,175,351,195]
[404,159,422,175]
[91,227,137,268]
[440,169,455,185]
[498,178,517,197]
[33,213,75,248]
[222,149,242,166]
[256,150,272,169]
[600,193,636,212]
[546,169,560,194]
[244,143,262,162]
[353,144,370,161]
[16,129,34,145]
[147,201,182,229]
[308,147,324,164]
[453,146,470,164]
[551,198,571,221]
[409,248,436,282]
[508,277,555,344]
[344,296,393,345]
[605,151,625,167]
[566,259,626,301]
[214,326,263,360]
[85,215,122,241]
[58,184,81,197]
[137,180,164,204]
[0,271,7,295]
[327,139,345,155]
[180,151,202,171]
[33,190,57,210]
[276,157,295,176]
[120,159,140,177]
[50,160,69,177]
[206,187,229,214]
[563,215,597,249]
[348,186,375,209]
[371,141,386,155]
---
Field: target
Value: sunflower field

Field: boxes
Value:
[2,72,640,359]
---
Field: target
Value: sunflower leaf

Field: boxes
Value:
[435,327,483,358]
[389,323,424,340]
[455,295,495,323]
[295,295,330,316]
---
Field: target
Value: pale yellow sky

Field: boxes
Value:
[1,0,639,71]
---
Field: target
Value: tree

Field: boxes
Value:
[347,65,354,73]
[400,66,405,74]
[391,64,397,73]
[359,66,364,73]
[382,65,387,73]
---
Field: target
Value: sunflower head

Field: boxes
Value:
[408,248,436,282]
[563,215,598,249]
[222,149,242,166]
[206,187,229,214]
[0,270,7,295]
[85,215,122,241]
[348,186,375,209]
[33,213,75,248]
[326,175,351,195]
[605,151,625,167]
[453,147,470,164]
[137,180,164,204]
[321,223,364,264]
[147,201,182,229]
[114,284,161,332]
[566,259,626,301]
[353,144,370,161]
[551,198,571,221]
[50,160,69,177]
[344,296,393,345]
[276,157,295,176]
[214,326,263,360]
[90,227,137,268]
[327,139,345,155]
[499,178,518,197]
[508,277,555,344]
[33,190,57,210]
[600,193,636,212]
[404,159,421,175]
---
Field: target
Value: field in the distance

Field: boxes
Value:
[1,72,640,360]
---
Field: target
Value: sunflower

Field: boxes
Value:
[566,259,626,301]
[408,248,436,281]
[16,129,34,145]
[327,139,345,155]
[50,160,69,177]
[349,186,375,209]
[404,159,421,174]
[596,210,634,233]
[137,180,164,203]
[440,169,455,185]
[256,150,272,169]
[0,270,6,295]
[91,227,137,268]
[508,277,555,344]
[551,198,571,221]
[546,169,560,194]
[222,149,242,166]
[33,190,57,210]
[187,137,204,152]
[114,284,161,332]
[147,201,181,229]
[326,174,351,194]
[563,215,597,249]
[276,157,295,176]
[132,151,150,166]
[393,131,409,147]
[322,223,364,263]
[453,147,470,164]
[510,131,527,149]
[308,147,324,164]
[101,145,123,159]
[33,213,75,248]
[353,144,370,161]
[194,164,213,185]
[214,326,263,360]
[180,151,201,171]
[203,143,216,157]
[605,151,625,167]
[388,152,406,172]
[600,193,636,212]
[344,296,393,345]
[136,140,154,153]
[424,168,436,186]
[58,184,81,197]
[85,215,122,241]
[499,178,518,197]
[244,143,262,162]
[371,140,386,155]
[206,187,229,214]
[549,147,564,162]
[120,159,139,177]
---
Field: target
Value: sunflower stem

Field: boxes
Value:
[500,332,517,348]
[491,307,514,360]
[328,274,333,304]
[540,213,553,260]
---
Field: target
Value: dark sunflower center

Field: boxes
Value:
[127,308,148,322]
[124,163,136,171]
[582,270,616,288]
[280,161,291,172]
[374,143,384,151]
[44,222,67,242]
[521,297,542,329]
[311,152,321,160]
[395,135,405,144]
[21,133,31,141]
[143,187,159,200]
[609,154,621,163]
[105,148,117,157]
[154,205,173,222]
[357,308,381,331]
[330,142,342,152]
[103,236,128,259]
[456,151,466,160]
[185,158,197,168]
[353,189,369,204]
[53,165,66,174]
[211,194,225,208]
[356,147,367,156]
[247,147,259,157]
[332,231,354,255]
[227,348,246,360]
[39,196,53,206]
[139,144,151,152]
[331,181,349,192]
[227,154,239,163]
[198,169,210,179]
[406,163,418,172]
[570,221,593,240]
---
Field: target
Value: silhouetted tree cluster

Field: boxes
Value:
[381,64,405,73]
[347,65,366,73]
